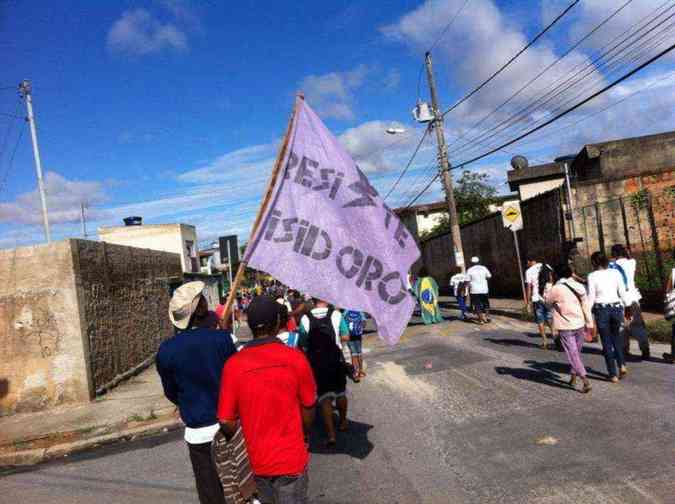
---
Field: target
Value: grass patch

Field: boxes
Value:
[646,319,673,344]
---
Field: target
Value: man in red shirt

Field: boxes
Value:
[218,296,316,504]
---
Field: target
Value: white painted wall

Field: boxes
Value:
[519,179,564,201]
[98,224,199,273]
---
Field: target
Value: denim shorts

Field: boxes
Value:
[533,301,553,324]
[347,340,362,356]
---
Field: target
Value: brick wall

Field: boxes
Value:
[0,239,182,415]
[72,240,182,393]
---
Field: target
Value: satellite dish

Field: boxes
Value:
[510,155,529,170]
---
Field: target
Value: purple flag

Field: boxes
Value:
[245,98,420,344]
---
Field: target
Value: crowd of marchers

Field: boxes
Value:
[156,282,368,504]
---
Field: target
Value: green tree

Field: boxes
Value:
[421,170,497,238]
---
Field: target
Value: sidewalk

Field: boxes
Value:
[0,366,180,468]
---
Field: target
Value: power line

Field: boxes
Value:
[452,40,675,171]
[404,38,675,208]
[513,68,675,151]
[0,102,20,163]
[382,126,431,201]
[0,126,25,196]
[446,4,675,162]
[443,0,637,156]
[416,0,472,100]
[441,0,580,118]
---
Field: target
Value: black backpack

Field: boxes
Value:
[537,264,554,298]
[306,310,342,367]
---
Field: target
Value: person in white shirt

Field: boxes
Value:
[466,256,492,324]
[525,257,555,349]
[449,267,470,321]
[588,252,629,383]
[609,244,650,359]
[663,254,675,364]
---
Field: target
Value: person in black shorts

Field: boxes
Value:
[299,299,350,447]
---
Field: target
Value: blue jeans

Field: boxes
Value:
[456,294,467,319]
[594,305,625,378]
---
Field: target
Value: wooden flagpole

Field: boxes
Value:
[221,94,302,323]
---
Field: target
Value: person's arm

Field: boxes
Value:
[338,315,350,343]
[616,272,629,306]
[485,267,492,279]
[580,291,594,328]
[587,274,596,307]
[217,361,238,440]
[156,350,178,405]
[297,315,309,350]
[543,282,555,306]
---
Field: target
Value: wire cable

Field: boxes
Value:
[444,0,637,155]
[441,0,580,118]
[451,40,675,171]
[0,126,25,196]
[404,38,675,208]
[446,5,675,162]
[416,0,472,100]
[383,126,431,201]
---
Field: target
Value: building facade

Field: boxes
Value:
[98,223,200,273]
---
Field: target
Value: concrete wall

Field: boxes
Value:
[0,241,91,416]
[98,223,199,273]
[519,178,564,201]
[72,240,182,393]
[421,189,565,296]
[0,239,183,415]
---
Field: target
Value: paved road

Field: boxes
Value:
[2,312,674,503]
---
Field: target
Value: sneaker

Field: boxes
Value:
[610,376,620,384]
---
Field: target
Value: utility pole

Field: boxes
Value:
[80,202,87,238]
[19,80,51,243]
[424,52,466,271]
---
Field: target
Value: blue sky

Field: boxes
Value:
[1,0,675,248]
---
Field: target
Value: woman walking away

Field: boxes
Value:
[588,252,629,383]
[544,264,593,393]
[414,267,443,325]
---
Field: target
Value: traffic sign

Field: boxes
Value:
[501,201,523,231]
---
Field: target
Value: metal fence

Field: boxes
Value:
[573,187,674,304]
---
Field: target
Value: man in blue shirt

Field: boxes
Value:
[157,281,236,504]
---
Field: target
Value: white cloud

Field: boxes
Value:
[381,0,603,136]
[177,143,277,184]
[107,8,188,56]
[0,172,110,225]
[566,0,668,53]
[300,64,371,120]
[338,120,432,172]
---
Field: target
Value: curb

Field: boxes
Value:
[0,417,182,470]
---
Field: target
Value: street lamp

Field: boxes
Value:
[386,127,406,135]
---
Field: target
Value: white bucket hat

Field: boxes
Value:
[169,281,205,330]
[471,256,480,264]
